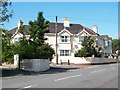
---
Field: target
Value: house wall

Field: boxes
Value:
[73,36,82,52]
[45,31,73,55]
[45,29,112,60]
[11,33,23,43]
[97,36,112,56]
[45,35,56,49]
[97,36,105,47]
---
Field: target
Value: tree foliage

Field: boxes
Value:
[14,39,38,60]
[14,11,55,61]
[75,36,97,57]
[36,43,55,60]
[1,28,14,63]
[112,39,120,55]
[29,12,49,45]
[0,0,13,23]
[14,39,55,61]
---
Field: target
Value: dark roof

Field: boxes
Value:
[7,27,18,34]
[7,25,30,35]
[8,22,97,35]
[49,22,84,34]
[100,35,109,39]
[49,22,97,35]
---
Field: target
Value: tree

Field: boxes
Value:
[1,28,14,63]
[75,36,97,57]
[14,11,54,60]
[0,0,13,23]
[29,12,49,45]
[112,39,120,55]
[37,43,55,61]
[14,39,37,59]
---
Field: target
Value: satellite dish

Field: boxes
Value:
[75,45,78,49]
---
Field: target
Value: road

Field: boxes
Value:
[2,63,119,89]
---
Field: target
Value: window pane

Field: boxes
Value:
[79,36,84,42]
[62,39,64,42]
[61,36,64,38]
[60,50,70,56]
[65,38,67,42]
[65,36,67,39]
[65,50,70,56]
[60,50,64,56]
[60,36,69,42]
[61,36,64,42]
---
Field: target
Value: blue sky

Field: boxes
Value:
[3,2,118,39]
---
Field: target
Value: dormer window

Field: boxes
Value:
[60,36,70,42]
[79,36,84,42]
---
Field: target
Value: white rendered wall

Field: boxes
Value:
[11,33,23,43]
[45,35,56,49]
[52,56,117,64]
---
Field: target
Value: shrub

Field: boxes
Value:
[14,39,55,61]
[75,36,97,57]
[75,47,97,57]
[2,45,15,63]
[36,43,55,61]
[14,40,38,59]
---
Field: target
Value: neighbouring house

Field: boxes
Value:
[7,18,112,64]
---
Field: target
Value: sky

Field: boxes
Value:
[2,2,118,39]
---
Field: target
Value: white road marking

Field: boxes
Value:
[16,85,37,90]
[54,74,82,81]
[22,85,37,89]
[23,86,32,88]
[91,69,106,74]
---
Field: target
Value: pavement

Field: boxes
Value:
[2,63,119,89]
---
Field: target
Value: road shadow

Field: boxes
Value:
[1,66,80,77]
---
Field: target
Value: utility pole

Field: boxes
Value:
[55,16,58,64]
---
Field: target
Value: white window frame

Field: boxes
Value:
[14,38,19,42]
[79,36,84,42]
[60,50,70,56]
[60,36,70,43]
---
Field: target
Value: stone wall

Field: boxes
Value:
[21,59,50,72]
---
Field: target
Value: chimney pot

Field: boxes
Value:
[93,25,98,33]
[18,20,23,29]
[63,17,70,28]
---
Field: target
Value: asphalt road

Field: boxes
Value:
[2,63,119,89]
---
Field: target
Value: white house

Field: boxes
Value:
[8,18,112,64]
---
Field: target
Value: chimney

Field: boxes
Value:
[93,25,98,33]
[63,17,70,28]
[18,20,23,29]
